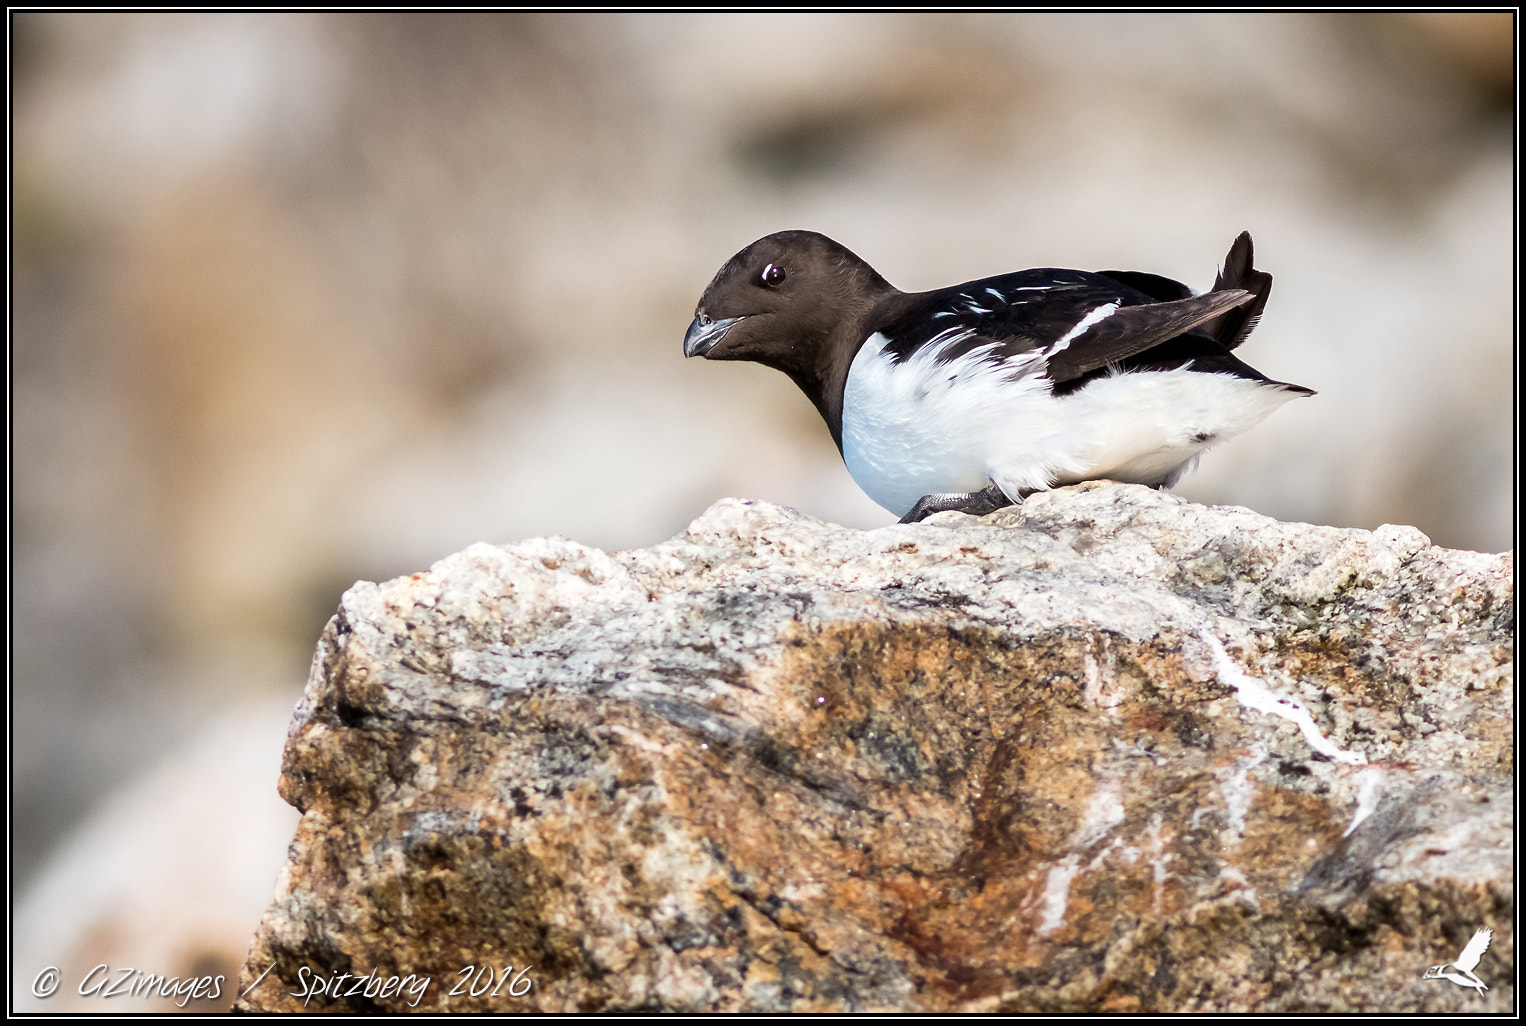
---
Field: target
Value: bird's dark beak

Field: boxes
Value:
[684,313,742,358]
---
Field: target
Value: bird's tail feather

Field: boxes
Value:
[1204,231,1272,351]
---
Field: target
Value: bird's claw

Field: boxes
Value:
[899,482,1017,523]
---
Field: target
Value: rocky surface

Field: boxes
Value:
[236,484,1513,1012]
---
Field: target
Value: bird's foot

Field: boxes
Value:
[899,482,1018,524]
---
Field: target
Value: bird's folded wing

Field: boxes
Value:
[881,275,1255,386]
[1043,289,1253,381]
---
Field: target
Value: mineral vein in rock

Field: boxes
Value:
[1199,629,1367,767]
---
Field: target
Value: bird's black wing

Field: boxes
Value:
[1094,269,1195,302]
[877,267,1256,386]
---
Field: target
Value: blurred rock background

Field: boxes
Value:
[11,12,1513,1012]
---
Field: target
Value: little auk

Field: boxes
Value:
[684,230,1312,523]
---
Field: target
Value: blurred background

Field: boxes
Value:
[11,12,1513,1011]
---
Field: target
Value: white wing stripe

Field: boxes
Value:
[1048,302,1119,356]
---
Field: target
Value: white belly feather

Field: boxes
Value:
[840,331,1301,518]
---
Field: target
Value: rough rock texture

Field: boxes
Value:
[237,484,1513,1012]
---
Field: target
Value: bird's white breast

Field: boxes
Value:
[841,332,1302,518]
[841,332,1054,517]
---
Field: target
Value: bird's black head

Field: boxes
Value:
[683,230,897,370]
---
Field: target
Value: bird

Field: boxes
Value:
[1423,927,1493,993]
[683,230,1313,523]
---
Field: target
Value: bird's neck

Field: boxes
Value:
[778,288,920,455]
[775,334,855,454]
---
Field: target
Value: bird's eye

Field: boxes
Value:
[761,263,786,288]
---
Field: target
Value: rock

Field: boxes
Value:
[235,484,1512,1012]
